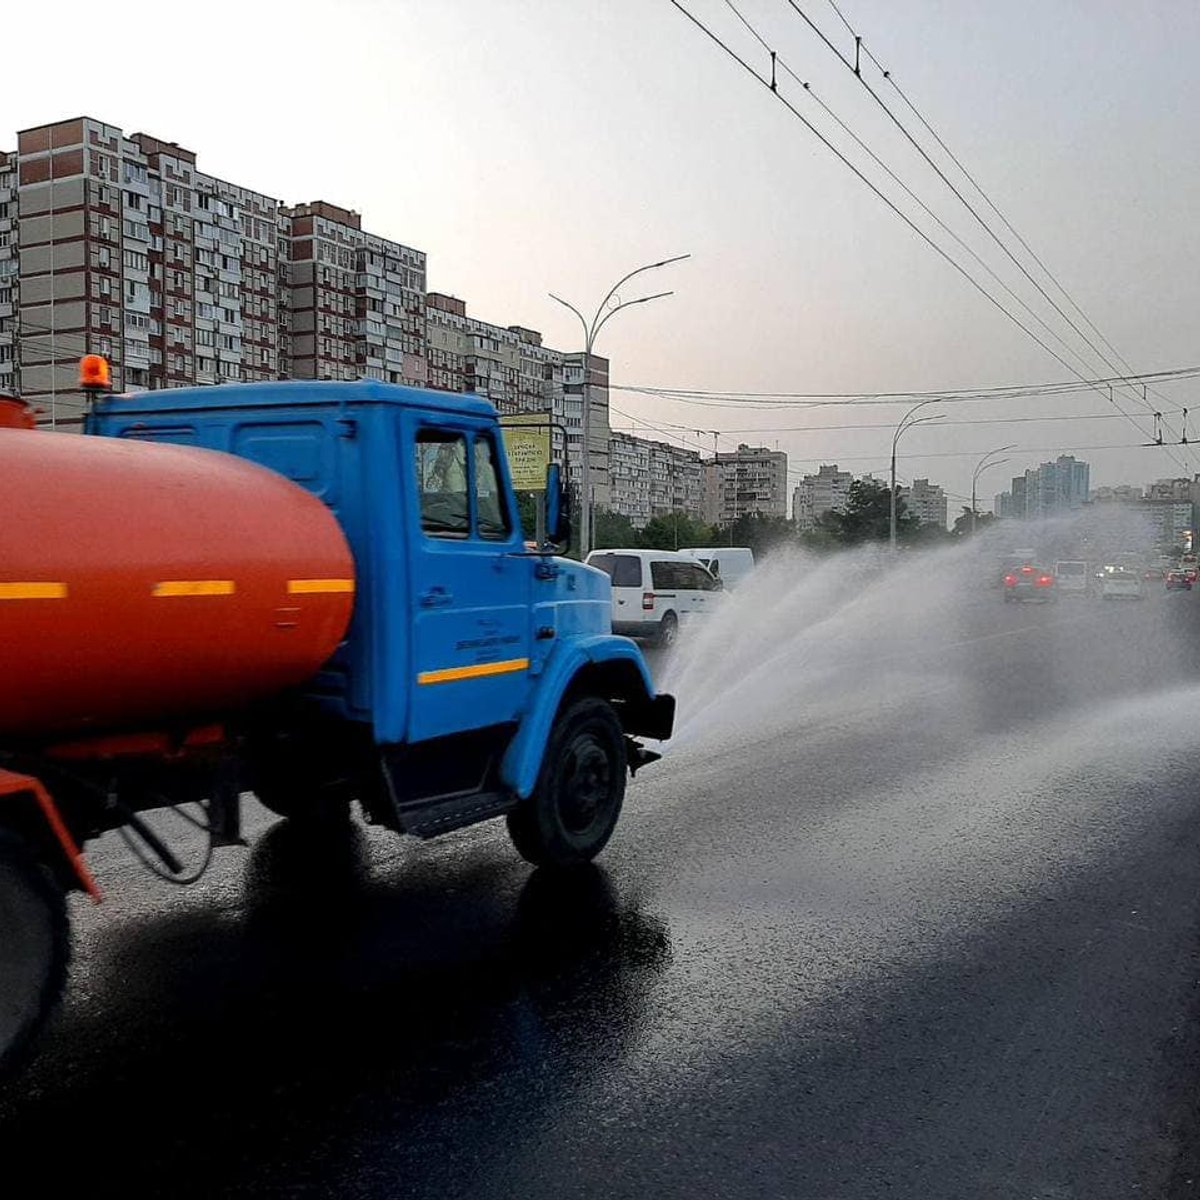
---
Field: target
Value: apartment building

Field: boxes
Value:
[609,430,704,528]
[996,455,1091,520]
[704,444,789,525]
[3,117,433,416]
[7,118,288,419]
[0,151,16,395]
[283,201,426,385]
[792,463,852,530]
[425,293,611,505]
[898,477,948,529]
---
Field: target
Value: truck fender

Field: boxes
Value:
[0,769,101,900]
[501,636,666,800]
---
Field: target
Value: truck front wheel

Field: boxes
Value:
[507,697,628,867]
[0,829,69,1075]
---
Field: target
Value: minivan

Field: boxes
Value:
[586,548,722,646]
[1053,561,1089,596]
[681,546,755,590]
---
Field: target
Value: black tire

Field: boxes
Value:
[656,612,679,648]
[0,829,69,1076]
[507,697,628,868]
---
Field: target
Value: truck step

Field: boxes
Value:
[397,790,517,839]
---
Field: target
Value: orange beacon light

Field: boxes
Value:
[79,354,112,393]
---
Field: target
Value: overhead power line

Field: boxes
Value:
[797,0,1194,462]
[620,408,1185,437]
[666,0,1175,464]
[667,0,1191,473]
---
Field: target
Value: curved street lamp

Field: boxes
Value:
[550,253,690,555]
[890,398,946,550]
[970,445,1016,535]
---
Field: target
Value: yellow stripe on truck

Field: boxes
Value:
[152,580,236,597]
[287,578,356,594]
[417,657,531,686]
[0,582,68,600]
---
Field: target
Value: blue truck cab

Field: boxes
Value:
[88,379,674,866]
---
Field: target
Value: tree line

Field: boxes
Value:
[521,479,997,560]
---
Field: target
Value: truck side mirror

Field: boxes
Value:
[543,463,570,548]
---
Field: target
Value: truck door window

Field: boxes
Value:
[473,436,512,540]
[415,431,469,537]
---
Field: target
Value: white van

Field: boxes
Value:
[1053,561,1089,596]
[585,548,722,646]
[681,546,755,591]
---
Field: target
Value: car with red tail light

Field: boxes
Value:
[1003,564,1057,603]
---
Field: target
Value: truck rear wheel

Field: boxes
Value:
[0,829,69,1074]
[507,697,628,868]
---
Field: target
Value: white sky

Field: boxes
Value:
[5,0,1199,509]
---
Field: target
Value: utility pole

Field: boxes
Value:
[549,254,689,556]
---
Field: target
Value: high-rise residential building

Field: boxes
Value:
[898,477,948,528]
[3,116,432,418]
[283,200,426,385]
[792,463,852,530]
[8,117,293,421]
[995,456,1090,520]
[609,431,653,525]
[424,294,613,502]
[703,444,788,525]
[609,430,703,528]
[0,150,16,395]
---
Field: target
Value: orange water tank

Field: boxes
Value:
[0,395,36,430]
[0,428,355,739]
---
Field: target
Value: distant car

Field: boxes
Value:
[1143,566,1165,581]
[1003,564,1056,602]
[1053,560,1089,596]
[1100,569,1143,600]
[1165,569,1193,591]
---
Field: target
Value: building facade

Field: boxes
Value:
[898,477,948,529]
[609,430,703,528]
[995,456,1091,520]
[0,150,16,395]
[792,463,852,530]
[704,444,789,525]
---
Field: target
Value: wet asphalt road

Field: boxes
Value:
[4,580,1200,1198]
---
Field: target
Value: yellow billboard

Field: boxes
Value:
[500,414,552,491]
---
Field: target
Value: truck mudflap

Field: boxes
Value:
[624,692,675,742]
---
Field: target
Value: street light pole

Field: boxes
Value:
[550,253,689,557]
[970,445,1016,535]
[890,398,946,551]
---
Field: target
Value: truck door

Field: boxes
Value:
[407,418,532,742]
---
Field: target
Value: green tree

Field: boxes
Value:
[951,506,995,537]
[821,479,916,545]
[515,491,539,542]
[715,513,797,558]
[640,511,718,551]
[592,507,640,549]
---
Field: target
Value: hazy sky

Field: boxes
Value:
[6,1,1199,508]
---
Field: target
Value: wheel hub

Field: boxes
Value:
[559,735,613,834]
